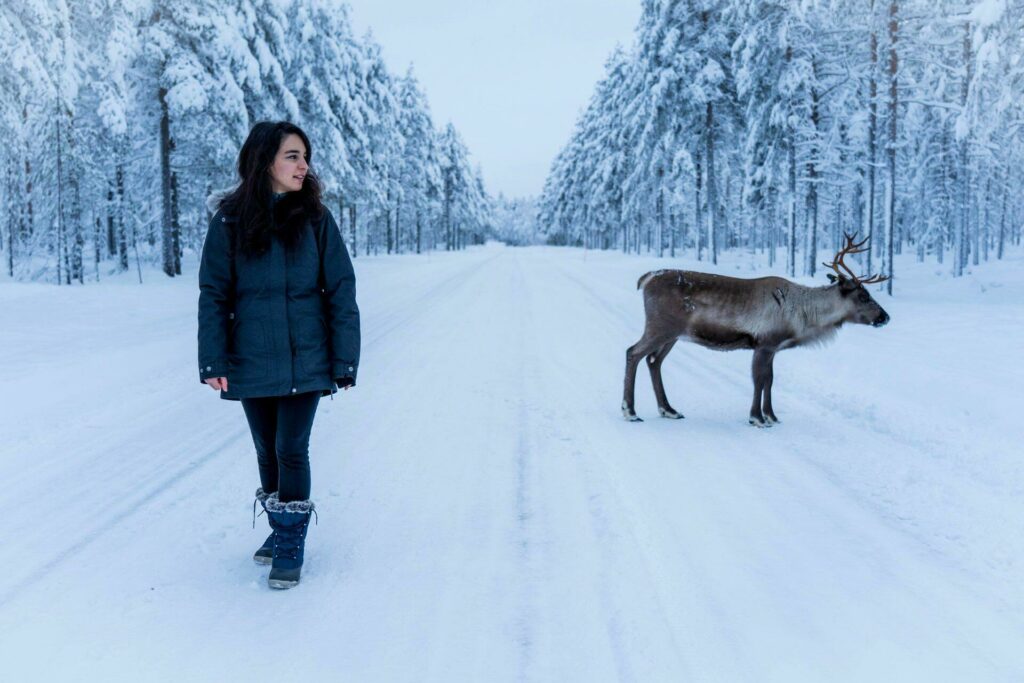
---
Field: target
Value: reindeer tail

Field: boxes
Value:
[637,271,657,290]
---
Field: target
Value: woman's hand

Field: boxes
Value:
[205,377,228,391]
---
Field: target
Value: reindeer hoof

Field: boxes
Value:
[765,415,780,424]
[624,412,643,422]
[748,416,772,428]
[658,407,684,419]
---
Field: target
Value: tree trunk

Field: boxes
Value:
[670,210,676,258]
[884,0,898,294]
[787,139,796,278]
[70,168,83,284]
[116,163,128,271]
[866,0,878,277]
[806,65,820,277]
[23,105,35,243]
[170,170,181,275]
[982,177,990,262]
[386,187,394,254]
[706,102,718,266]
[106,181,117,257]
[695,148,703,261]
[997,175,1007,259]
[23,158,33,242]
[5,160,15,278]
[159,86,175,277]
[93,215,102,281]
[349,204,357,257]
[55,101,65,285]
[386,210,393,254]
[656,167,665,258]
[835,124,848,256]
[955,22,971,277]
[620,197,628,253]
[396,201,402,254]
[444,174,453,251]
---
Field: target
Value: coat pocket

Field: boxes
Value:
[295,315,330,379]
[228,318,271,382]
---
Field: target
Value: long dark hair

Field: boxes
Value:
[221,121,324,258]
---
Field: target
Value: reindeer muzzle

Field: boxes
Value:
[872,311,890,327]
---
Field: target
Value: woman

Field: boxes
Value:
[198,121,360,589]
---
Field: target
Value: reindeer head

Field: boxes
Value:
[824,234,891,328]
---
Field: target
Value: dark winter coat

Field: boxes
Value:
[197,192,360,401]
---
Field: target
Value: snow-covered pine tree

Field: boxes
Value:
[144,0,255,276]
[732,0,812,275]
[0,1,84,283]
[286,0,362,250]
[396,67,442,254]
[356,33,403,256]
[438,123,491,250]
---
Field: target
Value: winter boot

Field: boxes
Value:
[264,492,316,589]
[252,488,275,565]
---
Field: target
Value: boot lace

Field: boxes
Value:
[252,498,268,529]
[274,510,318,561]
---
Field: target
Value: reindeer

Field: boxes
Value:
[622,234,890,426]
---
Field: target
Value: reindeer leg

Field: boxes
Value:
[749,348,772,427]
[761,351,779,424]
[647,340,683,419]
[623,336,659,422]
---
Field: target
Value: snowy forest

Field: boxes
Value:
[537,0,1024,293]
[0,0,495,284]
[3,1,1021,291]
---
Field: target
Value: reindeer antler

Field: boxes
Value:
[823,233,868,280]
[855,272,890,285]
[822,233,889,285]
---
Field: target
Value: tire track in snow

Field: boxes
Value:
[538,252,1024,675]
[548,257,1018,597]
[0,251,498,610]
[0,427,248,609]
[515,252,691,680]
[360,251,502,349]
[508,256,536,683]
[513,389,535,682]
[246,248,532,680]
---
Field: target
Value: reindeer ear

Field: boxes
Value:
[827,274,838,284]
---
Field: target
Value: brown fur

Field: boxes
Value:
[622,269,890,425]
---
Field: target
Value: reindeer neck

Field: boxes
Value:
[792,284,848,330]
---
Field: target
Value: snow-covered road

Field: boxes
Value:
[2,245,1022,681]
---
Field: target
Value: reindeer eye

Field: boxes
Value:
[858,291,870,303]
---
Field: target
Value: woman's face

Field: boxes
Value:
[268,133,309,193]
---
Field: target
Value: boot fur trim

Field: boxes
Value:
[265,491,315,514]
[255,487,272,504]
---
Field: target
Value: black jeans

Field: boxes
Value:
[240,391,321,502]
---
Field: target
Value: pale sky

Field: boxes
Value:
[342,0,641,198]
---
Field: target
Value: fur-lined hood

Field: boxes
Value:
[207,185,317,253]
[206,184,239,214]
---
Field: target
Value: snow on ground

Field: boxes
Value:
[1,244,1023,681]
